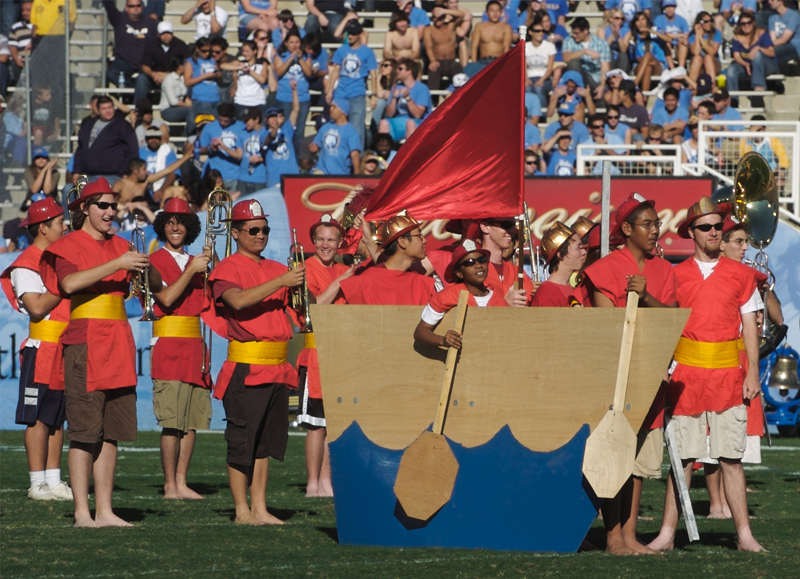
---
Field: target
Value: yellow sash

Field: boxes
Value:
[227,340,288,365]
[673,337,740,369]
[304,333,316,349]
[70,295,127,321]
[737,337,745,351]
[153,316,202,339]
[28,319,68,343]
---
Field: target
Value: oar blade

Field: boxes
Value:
[582,410,637,498]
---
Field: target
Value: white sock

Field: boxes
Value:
[30,470,46,488]
[45,468,62,487]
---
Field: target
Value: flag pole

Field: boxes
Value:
[517,25,527,291]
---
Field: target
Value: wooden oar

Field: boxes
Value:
[582,292,639,498]
[393,291,469,521]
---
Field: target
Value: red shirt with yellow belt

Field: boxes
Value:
[1,245,71,384]
[39,230,137,391]
[742,269,769,437]
[668,257,758,416]
[148,248,212,389]
[203,253,298,400]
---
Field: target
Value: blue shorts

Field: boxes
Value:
[15,347,66,427]
[385,116,422,141]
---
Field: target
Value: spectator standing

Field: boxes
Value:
[132,98,169,147]
[600,8,633,73]
[688,11,721,81]
[326,20,378,149]
[239,0,278,37]
[238,108,268,196]
[159,57,195,135]
[444,0,473,67]
[425,6,464,95]
[30,83,59,147]
[221,39,273,119]
[298,112,329,172]
[617,79,650,139]
[8,0,33,87]
[198,103,244,192]
[525,23,557,106]
[24,146,59,197]
[767,0,800,66]
[136,21,189,104]
[73,96,138,182]
[184,38,220,119]
[31,0,76,36]
[562,17,611,99]
[310,99,362,175]
[544,101,590,150]
[545,130,576,175]
[466,0,513,77]
[0,34,9,97]
[181,0,229,42]
[726,13,778,95]
[654,0,690,68]
[605,0,653,23]
[397,0,432,39]
[103,0,158,89]
[138,127,180,198]
[274,30,316,155]
[651,86,689,142]
[378,58,433,142]
[263,102,300,188]
[211,37,236,105]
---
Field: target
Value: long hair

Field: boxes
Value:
[278,28,302,55]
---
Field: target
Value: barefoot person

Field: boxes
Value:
[648,197,766,553]
[40,178,162,528]
[465,0,512,77]
[297,214,354,497]
[1,197,72,501]
[582,194,679,555]
[148,198,213,500]
[204,199,306,525]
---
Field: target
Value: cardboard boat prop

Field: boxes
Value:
[312,305,690,552]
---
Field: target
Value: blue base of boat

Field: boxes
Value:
[328,422,601,552]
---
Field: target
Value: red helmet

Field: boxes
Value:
[163,197,193,215]
[21,197,63,227]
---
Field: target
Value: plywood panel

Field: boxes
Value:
[312,305,690,453]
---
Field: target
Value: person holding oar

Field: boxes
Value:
[582,193,679,555]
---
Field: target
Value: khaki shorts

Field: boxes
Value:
[64,344,137,444]
[697,434,762,465]
[152,379,212,432]
[672,405,747,461]
[632,428,664,479]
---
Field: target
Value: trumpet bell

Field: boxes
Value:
[769,353,800,397]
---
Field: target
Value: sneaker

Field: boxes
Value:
[49,481,74,501]
[27,482,57,501]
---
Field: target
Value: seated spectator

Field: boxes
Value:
[113,148,193,209]
[548,70,594,122]
[604,0,652,24]
[379,58,432,141]
[425,3,464,97]
[138,127,180,200]
[333,11,370,44]
[768,0,800,67]
[1,35,11,97]
[738,114,789,172]
[651,66,694,115]
[545,130,576,175]
[582,112,627,157]
[222,39,274,119]
[272,9,306,48]
[599,8,632,73]
[116,196,156,232]
[681,114,723,165]
[238,107,267,195]
[309,99,362,175]
[73,96,139,182]
[301,33,328,93]
[651,86,689,142]
[629,11,673,91]
[133,99,169,148]
[525,108,542,153]
[654,0,690,69]
[636,124,675,174]
[211,37,236,105]
[181,0,229,42]
[617,79,650,139]
[441,0,473,66]
[8,1,34,87]
[2,96,26,164]
[184,38,220,120]
[304,0,349,44]
[159,57,195,136]
[688,11,721,81]
[525,23,557,107]
[605,104,634,149]
[239,0,278,37]
[3,194,44,253]
[525,0,544,28]
[263,102,301,188]
[562,17,611,99]
[689,72,714,113]
[481,0,521,43]
[544,101,589,151]
[727,12,778,100]
[374,58,398,125]
[715,0,757,37]
[397,0,431,40]
[385,13,421,60]
[465,1,512,78]
[374,132,397,165]
[25,147,59,197]
[136,21,189,104]
[524,148,545,176]
[710,87,743,130]
[604,68,645,106]
[103,0,158,89]
[30,83,59,147]
[681,98,715,140]
[198,103,245,192]
[539,10,568,53]
[543,0,568,28]
[359,151,387,175]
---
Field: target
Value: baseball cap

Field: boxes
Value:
[264,107,281,119]
[696,74,713,96]
[345,20,363,35]
[32,146,49,160]
[157,21,174,34]
[452,73,469,88]
[557,101,576,115]
[662,0,677,6]
[332,98,350,117]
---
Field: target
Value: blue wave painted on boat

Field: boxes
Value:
[329,422,601,552]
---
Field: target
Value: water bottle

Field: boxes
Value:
[118,71,126,88]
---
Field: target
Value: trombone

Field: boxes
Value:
[288,228,313,333]
[518,202,544,282]
[66,175,89,231]
[130,216,160,322]
[201,188,233,374]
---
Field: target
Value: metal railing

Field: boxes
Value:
[576,144,683,177]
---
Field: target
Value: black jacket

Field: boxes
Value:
[74,114,139,176]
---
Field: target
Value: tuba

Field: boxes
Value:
[288,229,313,333]
[66,175,89,231]
[713,151,786,357]
[130,216,161,322]
[201,188,233,374]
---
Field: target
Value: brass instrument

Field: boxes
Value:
[288,228,313,333]
[517,202,545,283]
[66,175,89,231]
[130,216,161,322]
[201,188,233,374]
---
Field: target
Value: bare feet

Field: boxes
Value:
[74,513,98,528]
[305,482,319,498]
[95,512,134,528]
[738,532,768,553]
[708,508,732,520]
[163,484,180,500]
[253,510,286,525]
[176,486,204,500]
[606,536,638,556]
[626,538,657,555]
[234,512,265,526]
[317,479,334,498]
[647,531,675,552]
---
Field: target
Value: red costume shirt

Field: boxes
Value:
[485,259,534,305]
[426,283,509,313]
[339,263,435,305]
[530,280,572,307]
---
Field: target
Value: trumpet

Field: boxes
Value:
[201,188,233,374]
[66,175,89,231]
[519,202,545,282]
[130,216,160,322]
[288,228,313,333]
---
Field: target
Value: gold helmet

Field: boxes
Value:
[677,196,727,239]
[369,221,386,245]
[380,209,421,246]
[540,221,576,263]
[570,216,596,240]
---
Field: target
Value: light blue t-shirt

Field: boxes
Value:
[720,0,757,17]
[525,93,542,118]
[272,26,306,49]
[769,10,800,57]
[605,0,652,22]
[546,149,576,175]
[544,120,589,151]
[408,6,431,27]
[331,44,378,99]
[604,122,630,154]
[186,57,219,103]
[651,104,689,127]
[688,29,723,55]
[579,133,625,156]
[714,107,744,131]
[543,0,568,23]
[630,34,670,67]
[525,123,541,149]
[651,88,692,116]
[198,120,245,182]
[239,126,267,184]
[138,145,180,179]
[264,121,299,187]
[653,13,689,45]
[390,81,433,120]
[276,51,328,103]
[312,122,363,175]
[239,0,271,16]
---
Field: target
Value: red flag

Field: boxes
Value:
[366,42,525,221]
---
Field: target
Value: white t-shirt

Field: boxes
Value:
[694,259,763,314]
[525,40,556,79]
[10,268,50,349]
[192,6,229,41]
[420,291,494,325]
[235,62,268,106]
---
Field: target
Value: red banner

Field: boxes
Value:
[282,176,715,257]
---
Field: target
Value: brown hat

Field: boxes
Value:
[677,196,727,238]
[67,177,119,210]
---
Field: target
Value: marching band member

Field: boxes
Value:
[582,193,679,555]
[40,178,162,528]
[297,214,353,497]
[414,239,508,348]
[339,210,435,305]
[531,222,586,307]
[148,198,213,500]
[479,217,532,307]
[1,197,72,501]
[204,199,305,525]
[648,197,766,553]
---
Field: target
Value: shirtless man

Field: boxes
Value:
[112,144,194,207]
[424,5,463,92]
[443,0,472,70]
[466,1,512,77]
[384,13,420,60]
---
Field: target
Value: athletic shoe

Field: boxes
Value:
[27,482,57,501]
[49,481,74,500]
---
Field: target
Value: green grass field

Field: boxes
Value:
[2,430,799,579]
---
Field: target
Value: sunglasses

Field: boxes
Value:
[525,160,537,164]
[93,201,118,211]
[488,220,516,230]
[127,3,142,7]
[532,28,544,32]
[459,255,489,267]
[689,124,698,129]
[381,62,393,67]
[198,48,210,54]
[591,124,604,129]
[740,20,754,25]
[691,222,723,232]
[243,226,271,236]
[255,35,268,40]
[211,49,223,55]
[701,19,713,24]
[558,112,573,117]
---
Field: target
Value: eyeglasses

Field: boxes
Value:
[649,136,663,141]
[459,255,489,267]
[691,222,723,232]
[93,201,118,211]
[532,28,544,32]
[634,220,662,230]
[243,226,271,236]
[404,234,424,239]
[591,124,604,129]
[701,19,713,24]
[607,115,619,120]
[740,20,754,25]
[127,3,142,7]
